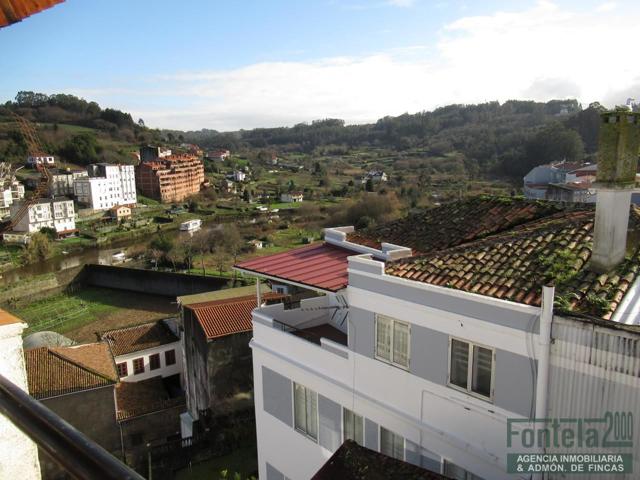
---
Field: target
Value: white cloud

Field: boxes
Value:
[99,1,640,130]
[596,2,617,12]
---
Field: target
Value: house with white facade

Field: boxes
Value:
[235,110,640,480]
[74,163,136,211]
[26,155,55,167]
[0,180,25,218]
[101,320,182,384]
[280,191,303,203]
[361,170,388,184]
[9,197,76,235]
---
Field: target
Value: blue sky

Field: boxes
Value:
[1,0,639,130]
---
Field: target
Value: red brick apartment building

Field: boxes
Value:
[136,154,205,203]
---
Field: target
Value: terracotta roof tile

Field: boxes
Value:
[185,293,285,340]
[115,377,185,421]
[347,197,585,254]
[25,343,118,399]
[385,205,640,319]
[101,321,179,356]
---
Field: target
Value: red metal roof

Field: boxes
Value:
[185,293,284,340]
[235,243,352,292]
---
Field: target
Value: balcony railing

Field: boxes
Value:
[0,372,144,480]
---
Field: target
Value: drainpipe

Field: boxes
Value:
[256,278,262,306]
[534,285,554,480]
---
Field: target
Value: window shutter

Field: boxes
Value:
[376,316,392,361]
[393,321,410,367]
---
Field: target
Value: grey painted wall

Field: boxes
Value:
[411,325,449,385]
[348,307,374,357]
[406,439,442,473]
[494,350,537,418]
[262,366,293,427]
[318,395,342,452]
[365,418,379,450]
[266,462,285,480]
[349,273,539,333]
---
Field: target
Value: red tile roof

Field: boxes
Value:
[235,243,353,292]
[25,343,118,399]
[101,321,179,356]
[115,377,185,421]
[185,293,285,340]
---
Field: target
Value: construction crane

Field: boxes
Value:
[0,110,52,234]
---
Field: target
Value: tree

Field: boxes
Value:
[137,118,146,127]
[24,233,50,264]
[59,133,101,165]
[365,178,374,192]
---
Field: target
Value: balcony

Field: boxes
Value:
[0,372,144,480]
[252,296,351,380]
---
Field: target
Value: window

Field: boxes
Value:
[380,427,404,460]
[375,315,410,369]
[343,408,364,445]
[448,338,494,400]
[149,353,161,370]
[133,358,145,375]
[116,362,128,377]
[165,349,176,366]
[293,383,318,440]
[443,460,485,480]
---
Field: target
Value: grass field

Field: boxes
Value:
[10,287,176,340]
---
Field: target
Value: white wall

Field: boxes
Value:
[0,320,41,479]
[114,342,182,383]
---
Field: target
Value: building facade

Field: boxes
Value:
[136,155,205,203]
[101,320,182,384]
[10,197,76,234]
[74,163,136,210]
[49,168,88,197]
[280,192,303,203]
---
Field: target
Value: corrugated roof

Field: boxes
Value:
[235,243,352,292]
[185,293,285,340]
[178,284,271,306]
[101,321,179,356]
[0,0,64,27]
[25,343,118,399]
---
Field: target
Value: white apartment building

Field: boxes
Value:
[74,163,136,210]
[10,197,76,234]
[49,169,88,197]
[0,181,26,219]
[235,109,640,480]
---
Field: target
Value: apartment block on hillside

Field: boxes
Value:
[136,154,205,203]
[49,168,88,197]
[9,197,76,235]
[234,110,640,480]
[74,163,136,210]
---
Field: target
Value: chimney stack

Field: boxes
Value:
[590,107,640,273]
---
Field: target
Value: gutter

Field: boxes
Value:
[534,285,554,480]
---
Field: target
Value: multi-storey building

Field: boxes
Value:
[49,168,88,197]
[0,179,25,218]
[73,163,136,210]
[236,110,640,480]
[9,197,75,235]
[140,145,172,163]
[136,154,205,203]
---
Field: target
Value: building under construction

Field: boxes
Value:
[136,153,205,203]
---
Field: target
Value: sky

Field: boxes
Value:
[1,0,639,131]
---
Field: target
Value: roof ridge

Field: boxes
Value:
[101,319,166,336]
[187,292,284,310]
[49,346,117,384]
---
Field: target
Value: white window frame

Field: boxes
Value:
[447,336,495,402]
[378,426,405,461]
[374,314,410,370]
[292,382,318,442]
[342,407,364,445]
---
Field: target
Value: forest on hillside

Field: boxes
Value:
[1,91,608,179]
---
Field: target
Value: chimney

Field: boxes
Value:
[590,108,640,273]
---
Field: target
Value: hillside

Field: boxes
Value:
[0,91,163,167]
